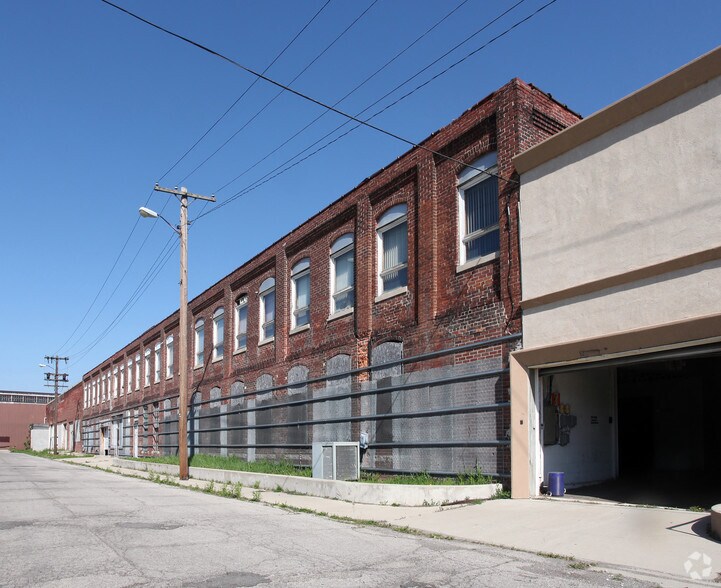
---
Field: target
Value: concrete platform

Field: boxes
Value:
[111,457,501,506]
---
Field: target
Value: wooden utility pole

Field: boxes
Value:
[153,185,215,480]
[43,355,69,455]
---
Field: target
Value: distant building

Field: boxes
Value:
[45,382,84,453]
[0,390,53,450]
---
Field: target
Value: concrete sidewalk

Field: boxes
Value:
[71,455,721,587]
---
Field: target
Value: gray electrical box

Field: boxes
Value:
[312,442,360,480]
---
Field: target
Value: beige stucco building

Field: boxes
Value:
[510,47,721,504]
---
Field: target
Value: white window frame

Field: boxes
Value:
[290,259,311,331]
[194,319,205,368]
[113,368,119,399]
[330,234,354,316]
[144,349,151,387]
[154,342,161,383]
[234,295,248,352]
[376,204,408,297]
[212,307,224,361]
[127,359,133,392]
[457,152,500,270]
[259,277,275,344]
[166,336,174,379]
[119,365,125,396]
[135,354,140,390]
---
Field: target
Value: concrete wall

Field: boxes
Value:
[519,74,721,348]
[542,368,616,488]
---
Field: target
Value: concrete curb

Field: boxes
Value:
[712,504,721,541]
[112,458,501,506]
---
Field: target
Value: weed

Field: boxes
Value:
[491,488,511,500]
[252,490,261,502]
[689,505,706,512]
[537,552,573,561]
[205,481,215,494]
[274,485,284,493]
[253,481,260,490]
[126,454,311,477]
[568,562,590,570]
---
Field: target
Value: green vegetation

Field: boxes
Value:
[11,449,91,460]
[126,455,497,486]
[360,467,494,486]
[568,561,591,570]
[128,454,311,477]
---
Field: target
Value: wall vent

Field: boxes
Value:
[531,108,567,136]
[312,442,360,480]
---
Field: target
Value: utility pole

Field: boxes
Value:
[43,355,69,455]
[153,185,215,480]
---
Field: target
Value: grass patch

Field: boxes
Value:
[11,449,92,460]
[127,454,311,477]
[568,561,591,570]
[360,467,494,486]
[125,455,496,486]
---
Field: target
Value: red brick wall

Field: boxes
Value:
[80,79,581,469]
[0,404,47,449]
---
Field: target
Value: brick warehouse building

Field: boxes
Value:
[46,382,84,452]
[0,390,53,449]
[79,79,580,479]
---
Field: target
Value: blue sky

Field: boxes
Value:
[1,0,719,392]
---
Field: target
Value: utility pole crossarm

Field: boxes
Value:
[154,184,216,203]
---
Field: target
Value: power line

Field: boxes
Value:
[69,234,178,367]
[211,0,477,196]
[56,187,154,354]
[99,0,525,185]
[195,0,552,221]
[63,3,333,360]
[177,0,380,185]
[64,196,173,355]
[156,0,333,183]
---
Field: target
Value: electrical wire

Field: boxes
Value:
[99,0,526,185]
[156,0,333,183]
[177,0,379,185]
[62,2,334,363]
[195,0,554,221]
[210,0,477,196]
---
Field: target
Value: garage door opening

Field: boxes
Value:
[539,353,721,509]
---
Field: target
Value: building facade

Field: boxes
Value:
[510,47,721,502]
[0,390,53,449]
[80,79,580,478]
[46,382,84,452]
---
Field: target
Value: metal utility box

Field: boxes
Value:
[312,442,360,481]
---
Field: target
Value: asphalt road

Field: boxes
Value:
[0,452,652,587]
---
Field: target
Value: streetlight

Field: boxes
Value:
[140,185,214,480]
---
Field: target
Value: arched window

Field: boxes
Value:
[259,277,275,343]
[377,204,408,295]
[330,234,354,315]
[458,152,500,266]
[291,259,310,330]
[212,307,224,361]
[194,319,205,367]
[234,295,248,351]
[165,335,174,379]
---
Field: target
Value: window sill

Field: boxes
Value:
[328,307,353,322]
[212,356,223,364]
[258,337,275,348]
[193,364,203,370]
[456,251,500,274]
[166,375,173,381]
[233,347,247,356]
[375,286,408,303]
[289,324,310,335]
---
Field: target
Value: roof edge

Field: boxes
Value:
[513,45,721,174]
